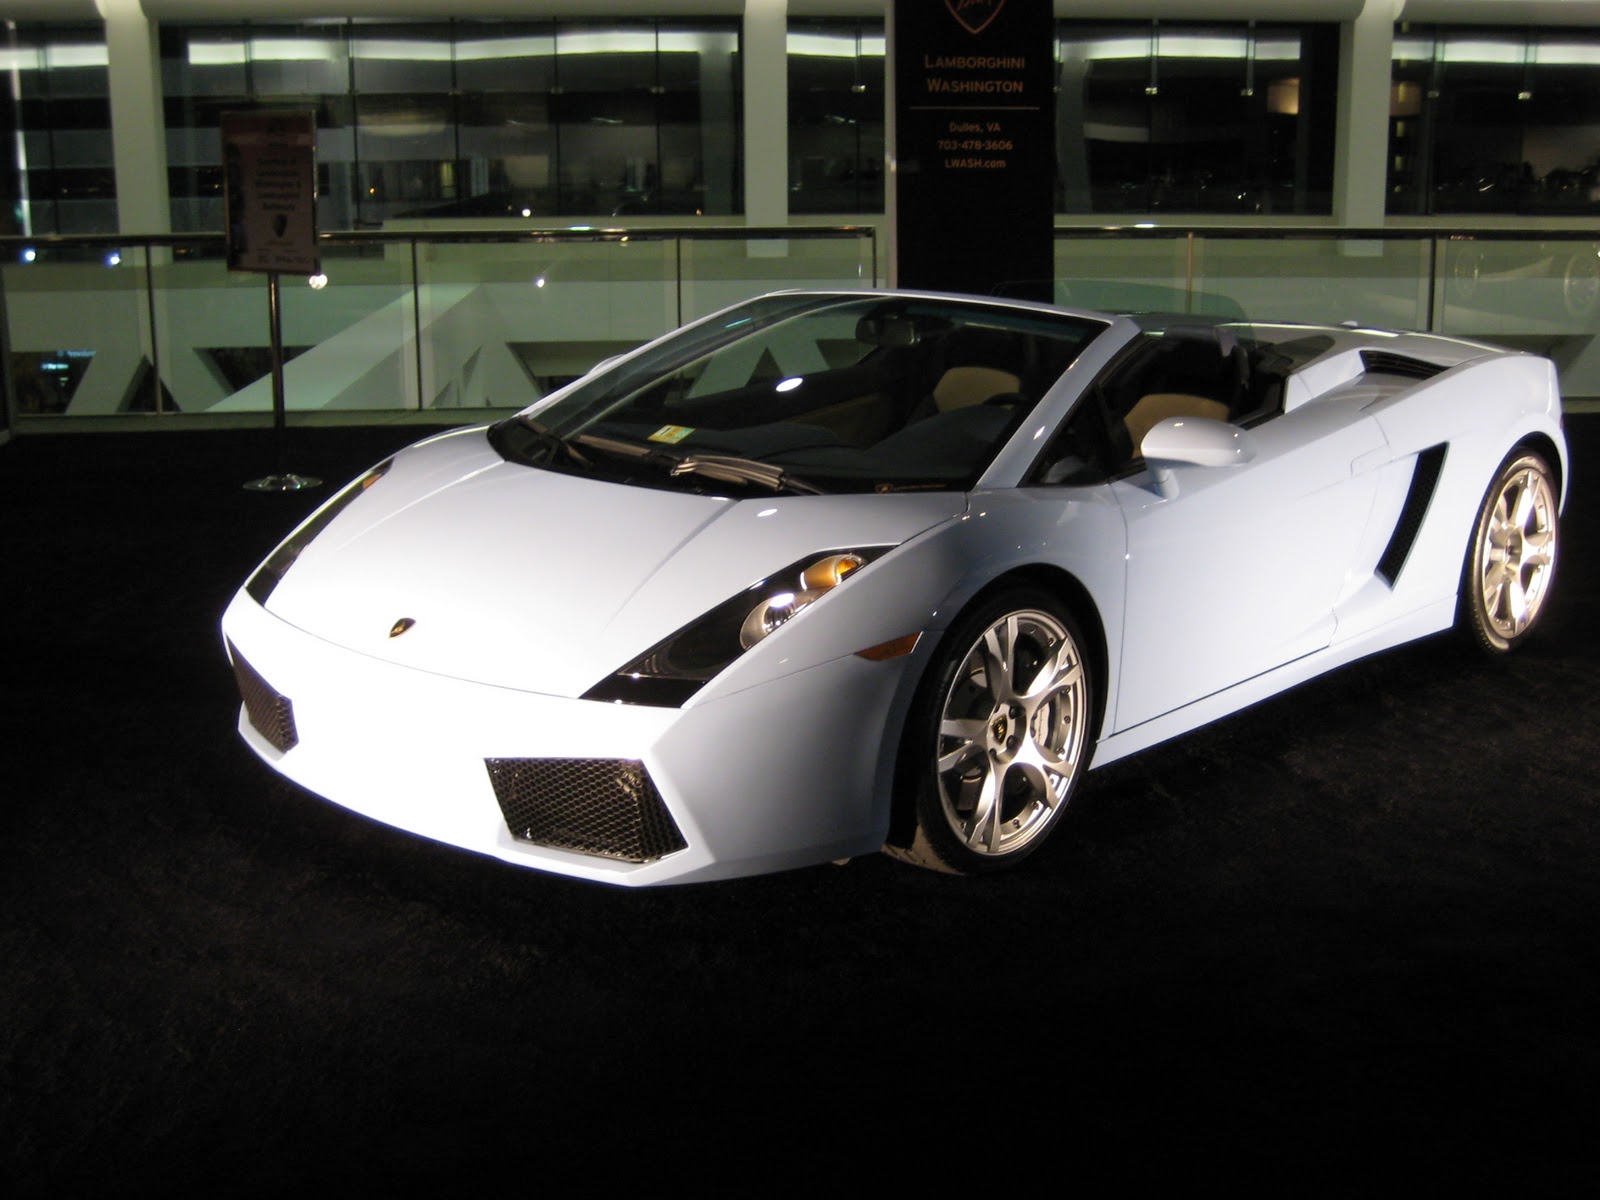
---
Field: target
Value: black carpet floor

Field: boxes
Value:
[2,418,1597,1191]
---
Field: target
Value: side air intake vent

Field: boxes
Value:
[1360,350,1445,382]
[1377,444,1448,585]
[485,758,687,863]
[228,642,299,752]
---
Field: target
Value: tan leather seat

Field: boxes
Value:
[932,365,1021,411]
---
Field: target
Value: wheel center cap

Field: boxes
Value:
[990,713,1009,743]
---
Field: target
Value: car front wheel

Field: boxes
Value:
[1462,449,1559,653]
[887,590,1094,874]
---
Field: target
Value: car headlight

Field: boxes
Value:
[583,548,888,707]
[738,553,868,648]
[245,459,392,605]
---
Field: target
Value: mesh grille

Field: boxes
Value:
[485,758,687,863]
[228,642,298,753]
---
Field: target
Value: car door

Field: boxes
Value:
[1107,399,1389,733]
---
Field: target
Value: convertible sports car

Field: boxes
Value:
[222,290,1567,884]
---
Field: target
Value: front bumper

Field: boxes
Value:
[221,591,911,885]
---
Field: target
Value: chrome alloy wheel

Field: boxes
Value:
[1475,456,1558,646]
[933,608,1088,858]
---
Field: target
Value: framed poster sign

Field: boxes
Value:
[222,110,320,277]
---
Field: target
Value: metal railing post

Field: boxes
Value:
[1426,236,1439,332]
[142,239,163,413]
[1185,231,1196,315]
[0,255,14,443]
[411,237,425,412]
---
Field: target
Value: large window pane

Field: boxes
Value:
[163,22,354,232]
[1057,20,1336,216]
[161,17,740,231]
[352,23,456,224]
[1390,25,1600,216]
[787,21,884,215]
[659,26,740,217]
[4,23,115,235]
[457,23,555,217]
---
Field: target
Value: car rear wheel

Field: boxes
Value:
[1462,449,1559,654]
[887,590,1094,874]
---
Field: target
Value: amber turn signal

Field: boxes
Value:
[800,553,864,591]
[854,632,921,661]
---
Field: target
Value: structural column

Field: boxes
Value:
[1333,0,1395,229]
[98,0,170,235]
[742,0,788,227]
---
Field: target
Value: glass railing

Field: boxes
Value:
[1051,226,1600,401]
[4,222,1596,423]
[0,225,879,421]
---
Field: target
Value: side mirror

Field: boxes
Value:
[1140,416,1256,499]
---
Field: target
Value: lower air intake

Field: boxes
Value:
[228,642,298,753]
[485,758,687,863]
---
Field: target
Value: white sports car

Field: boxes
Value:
[223,290,1567,885]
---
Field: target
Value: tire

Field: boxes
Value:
[1461,450,1559,654]
[886,589,1095,874]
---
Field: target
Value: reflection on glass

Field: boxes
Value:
[787,20,885,215]
[1055,19,1335,216]
[163,20,353,232]
[160,17,741,230]
[1390,25,1600,216]
[2,22,115,235]
[1439,237,1600,335]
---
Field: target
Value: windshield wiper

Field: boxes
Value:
[572,434,823,496]
[518,418,594,470]
[668,452,824,496]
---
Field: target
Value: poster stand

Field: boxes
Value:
[242,272,320,492]
[222,110,322,493]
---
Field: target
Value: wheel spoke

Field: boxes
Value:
[940,716,987,743]
[1021,646,1078,702]
[937,717,986,774]
[1511,477,1536,529]
[1013,735,1074,795]
[979,619,1016,700]
[1493,493,1512,532]
[936,745,976,775]
[961,765,1002,852]
[1524,529,1555,564]
[1482,571,1507,620]
[1506,575,1530,630]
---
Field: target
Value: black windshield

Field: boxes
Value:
[494,294,1107,495]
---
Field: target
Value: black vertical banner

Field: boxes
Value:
[893,0,1055,301]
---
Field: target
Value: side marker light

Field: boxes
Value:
[855,633,922,661]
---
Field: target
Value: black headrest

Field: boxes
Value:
[1160,324,1239,357]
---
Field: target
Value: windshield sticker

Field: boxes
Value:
[648,424,695,444]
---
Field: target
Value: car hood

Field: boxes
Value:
[260,426,965,698]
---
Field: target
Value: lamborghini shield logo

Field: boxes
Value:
[389,617,416,638]
[946,0,1005,36]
